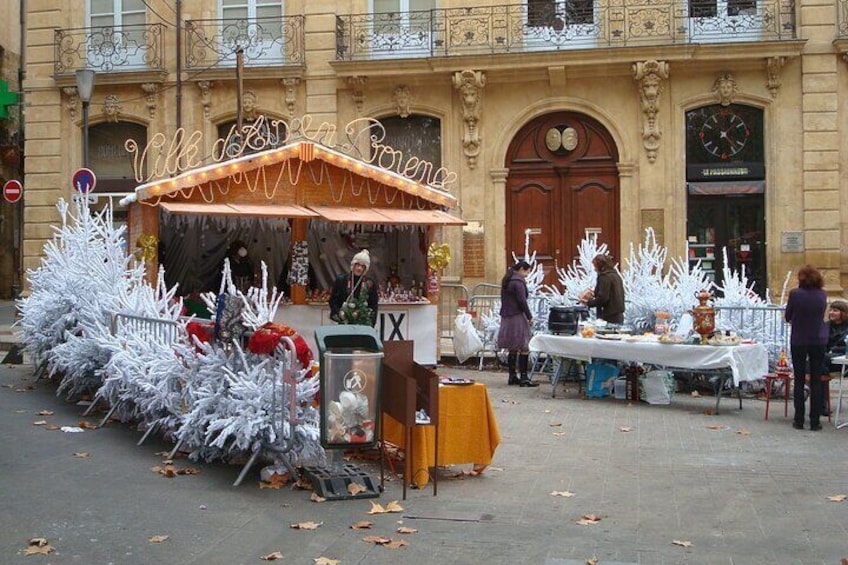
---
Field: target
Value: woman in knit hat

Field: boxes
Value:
[329,249,379,327]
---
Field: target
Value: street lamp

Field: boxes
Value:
[75,68,96,168]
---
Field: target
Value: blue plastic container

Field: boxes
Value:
[585,362,619,398]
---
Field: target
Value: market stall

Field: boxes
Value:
[122,128,464,365]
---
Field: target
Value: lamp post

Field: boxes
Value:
[75,68,96,168]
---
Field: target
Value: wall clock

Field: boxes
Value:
[698,108,750,161]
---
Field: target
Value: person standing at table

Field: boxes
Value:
[784,265,827,431]
[329,249,379,327]
[580,254,625,324]
[498,260,539,387]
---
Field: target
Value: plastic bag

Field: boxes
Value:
[454,312,485,363]
[639,370,675,405]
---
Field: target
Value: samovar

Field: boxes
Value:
[691,290,715,344]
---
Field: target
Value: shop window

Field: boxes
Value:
[89,121,147,193]
[371,115,442,172]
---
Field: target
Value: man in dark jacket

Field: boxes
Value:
[581,254,625,324]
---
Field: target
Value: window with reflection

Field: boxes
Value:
[527,0,594,27]
[372,115,442,171]
[215,116,288,160]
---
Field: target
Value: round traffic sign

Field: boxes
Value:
[3,179,22,203]
[72,167,97,194]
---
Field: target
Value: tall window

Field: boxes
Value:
[688,0,759,21]
[87,0,147,68]
[218,0,285,64]
[371,0,435,35]
[221,0,283,22]
[527,0,594,27]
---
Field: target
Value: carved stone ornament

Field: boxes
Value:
[393,85,412,118]
[242,90,258,121]
[562,127,578,151]
[632,60,669,164]
[102,94,122,123]
[197,81,213,119]
[545,128,562,152]
[347,76,367,114]
[452,69,486,169]
[712,72,737,106]
[141,83,158,119]
[766,57,785,99]
[63,87,79,120]
[281,77,300,116]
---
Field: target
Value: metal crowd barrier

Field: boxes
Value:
[438,282,469,341]
[714,305,788,368]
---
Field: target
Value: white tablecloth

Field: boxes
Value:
[529,334,769,386]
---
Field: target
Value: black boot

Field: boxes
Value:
[518,354,539,387]
[507,352,519,385]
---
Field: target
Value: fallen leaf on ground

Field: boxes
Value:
[672,539,693,547]
[259,473,290,490]
[827,494,847,502]
[702,408,714,415]
[368,501,386,514]
[291,521,322,530]
[37,410,54,416]
[148,534,169,543]
[363,535,391,545]
[548,422,562,427]
[348,482,366,496]
[73,452,90,458]
[705,424,726,430]
[691,391,700,397]
[576,514,601,525]
[260,551,283,560]
[32,420,47,426]
[151,464,201,478]
[735,429,751,436]
[397,527,418,534]
[350,520,373,530]
[291,476,314,490]
[385,539,409,549]
[550,490,575,497]
[586,558,599,565]
[310,492,326,503]
[44,425,60,430]
[488,466,504,472]
[78,420,95,429]
[619,426,634,432]
[552,431,566,437]
[23,538,54,556]
[314,558,339,565]
[385,500,404,513]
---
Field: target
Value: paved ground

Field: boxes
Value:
[1,300,847,564]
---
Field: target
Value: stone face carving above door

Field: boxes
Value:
[713,72,737,106]
[452,70,486,169]
[633,60,669,164]
[393,85,412,118]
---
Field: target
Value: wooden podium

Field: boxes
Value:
[380,340,439,499]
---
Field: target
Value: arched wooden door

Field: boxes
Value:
[505,111,620,285]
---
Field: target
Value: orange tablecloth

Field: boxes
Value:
[383,382,501,488]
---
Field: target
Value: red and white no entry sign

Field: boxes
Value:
[3,179,22,203]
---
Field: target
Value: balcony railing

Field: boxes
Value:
[185,16,305,69]
[336,0,796,61]
[840,0,848,37]
[54,24,166,76]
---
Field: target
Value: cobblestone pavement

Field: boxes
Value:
[1,356,847,564]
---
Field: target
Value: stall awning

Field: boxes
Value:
[160,202,318,218]
[309,206,466,226]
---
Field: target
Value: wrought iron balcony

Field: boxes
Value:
[54,24,166,76]
[336,0,796,61]
[185,16,305,69]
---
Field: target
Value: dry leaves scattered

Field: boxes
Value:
[291,476,314,491]
[396,526,418,534]
[368,500,403,514]
[827,494,847,502]
[22,538,54,556]
[548,422,563,427]
[735,429,751,436]
[32,420,47,426]
[550,490,575,497]
[705,424,727,430]
[150,464,202,478]
[672,539,694,547]
[290,521,323,530]
[310,492,326,503]
[586,558,599,565]
[575,514,601,526]
[44,425,60,431]
[77,420,96,429]
[37,410,54,416]
[314,558,340,565]
[260,551,284,561]
[348,482,367,496]
[73,452,90,458]
[148,534,169,543]
[619,426,634,432]
[362,536,409,549]
[552,431,567,437]
[259,473,290,490]
[350,520,373,530]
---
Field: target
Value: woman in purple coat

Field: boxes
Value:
[498,260,539,387]
[784,265,827,430]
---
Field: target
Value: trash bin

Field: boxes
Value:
[314,325,384,450]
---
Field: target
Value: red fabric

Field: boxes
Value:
[186,321,214,350]
[247,322,314,368]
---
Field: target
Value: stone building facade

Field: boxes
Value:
[0,2,22,298]
[21,0,848,297]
